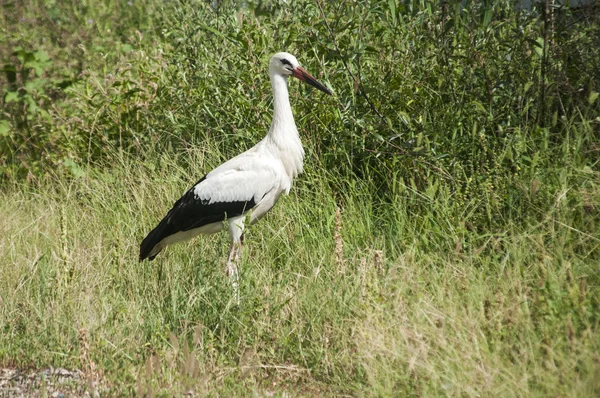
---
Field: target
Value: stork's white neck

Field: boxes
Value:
[270,74,294,128]
[266,73,304,178]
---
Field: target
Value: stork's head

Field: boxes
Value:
[269,52,332,95]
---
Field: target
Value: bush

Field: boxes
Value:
[1,0,599,230]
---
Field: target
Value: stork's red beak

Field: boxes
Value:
[292,66,332,95]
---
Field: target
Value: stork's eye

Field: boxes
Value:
[280,58,292,66]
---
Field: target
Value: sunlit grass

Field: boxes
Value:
[1,146,599,395]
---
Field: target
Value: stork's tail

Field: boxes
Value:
[139,219,168,262]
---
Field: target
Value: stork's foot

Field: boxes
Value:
[226,261,240,305]
[226,240,242,305]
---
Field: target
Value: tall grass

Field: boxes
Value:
[1,0,600,395]
[2,145,599,395]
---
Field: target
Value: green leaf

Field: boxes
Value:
[589,91,599,105]
[199,25,240,46]
[63,158,86,178]
[5,91,19,103]
[388,0,396,26]
[534,37,545,57]
[0,120,11,137]
[34,50,50,63]
[483,8,493,27]
[472,100,487,114]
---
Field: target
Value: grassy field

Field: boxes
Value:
[2,147,599,396]
[2,0,600,396]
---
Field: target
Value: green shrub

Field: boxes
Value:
[1,0,599,230]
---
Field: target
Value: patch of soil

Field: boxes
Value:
[0,367,96,397]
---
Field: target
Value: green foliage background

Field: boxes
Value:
[1,0,599,395]
[2,0,599,229]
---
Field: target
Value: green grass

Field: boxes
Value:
[1,145,599,395]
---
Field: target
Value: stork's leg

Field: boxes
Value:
[226,216,245,304]
[226,239,242,277]
[235,233,244,260]
[226,241,240,303]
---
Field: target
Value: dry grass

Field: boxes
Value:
[1,153,599,396]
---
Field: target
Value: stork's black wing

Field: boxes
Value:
[139,176,256,261]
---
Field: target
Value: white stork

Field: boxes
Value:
[139,52,331,287]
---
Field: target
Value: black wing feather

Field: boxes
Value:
[139,176,256,261]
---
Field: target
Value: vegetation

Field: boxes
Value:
[1,0,599,395]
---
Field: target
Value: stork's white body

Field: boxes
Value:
[157,103,303,253]
[193,68,306,229]
[139,52,331,281]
